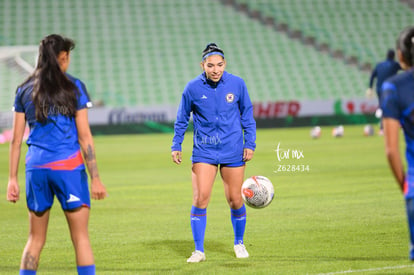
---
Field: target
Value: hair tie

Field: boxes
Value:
[202,51,224,61]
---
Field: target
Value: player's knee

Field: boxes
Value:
[227,197,244,209]
[193,193,210,208]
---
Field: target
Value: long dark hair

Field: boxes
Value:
[397,26,414,67]
[24,34,78,122]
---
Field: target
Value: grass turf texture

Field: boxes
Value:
[1,125,413,274]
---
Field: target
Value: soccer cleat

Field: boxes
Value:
[187,250,206,263]
[234,243,249,258]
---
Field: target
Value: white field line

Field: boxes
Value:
[315,264,414,275]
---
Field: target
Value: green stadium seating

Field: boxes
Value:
[238,0,413,66]
[0,0,412,112]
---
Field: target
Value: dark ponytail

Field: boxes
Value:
[397,26,414,67]
[29,34,78,122]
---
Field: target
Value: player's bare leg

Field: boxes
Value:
[191,163,218,208]
[220,165,245,209]
[220,165,249,258]
[20,210,50,271]
[187,163,218,262]
[65,207,94,266]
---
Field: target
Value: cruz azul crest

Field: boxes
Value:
[226,93,235,103]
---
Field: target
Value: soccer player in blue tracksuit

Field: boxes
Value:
[369,49,401,100]
[7,34,107,275]
[171,43,256,262]
[368,49,401,133]
[381,26,414,261]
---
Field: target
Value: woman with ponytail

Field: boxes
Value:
[171,43,256,262]
[381,26,414,261]
[7,34,107,275]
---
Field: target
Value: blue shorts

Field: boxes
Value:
[193,161,245,167]
[25,169,90,212]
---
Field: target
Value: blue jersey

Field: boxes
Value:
[172,71,256,164]
[13,74,91,171]
[370,59,401,95]
[381,69,414,191]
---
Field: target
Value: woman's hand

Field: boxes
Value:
[171,151,182,164]
[7,179,20,203]
[243,148,254,162]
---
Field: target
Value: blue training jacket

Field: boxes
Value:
[171,71,256,164]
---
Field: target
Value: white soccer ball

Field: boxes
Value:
[363,124,374,136]
[310,126,321,139]
[332,125,344,137]
[241,176,274,209]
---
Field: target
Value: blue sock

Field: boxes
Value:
[19,270,36,275]
[231,204,246,245]
[406,199,414,260]
[190,206,207,252]
[77,265,95,275]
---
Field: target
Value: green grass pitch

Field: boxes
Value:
[1,125,414,274]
